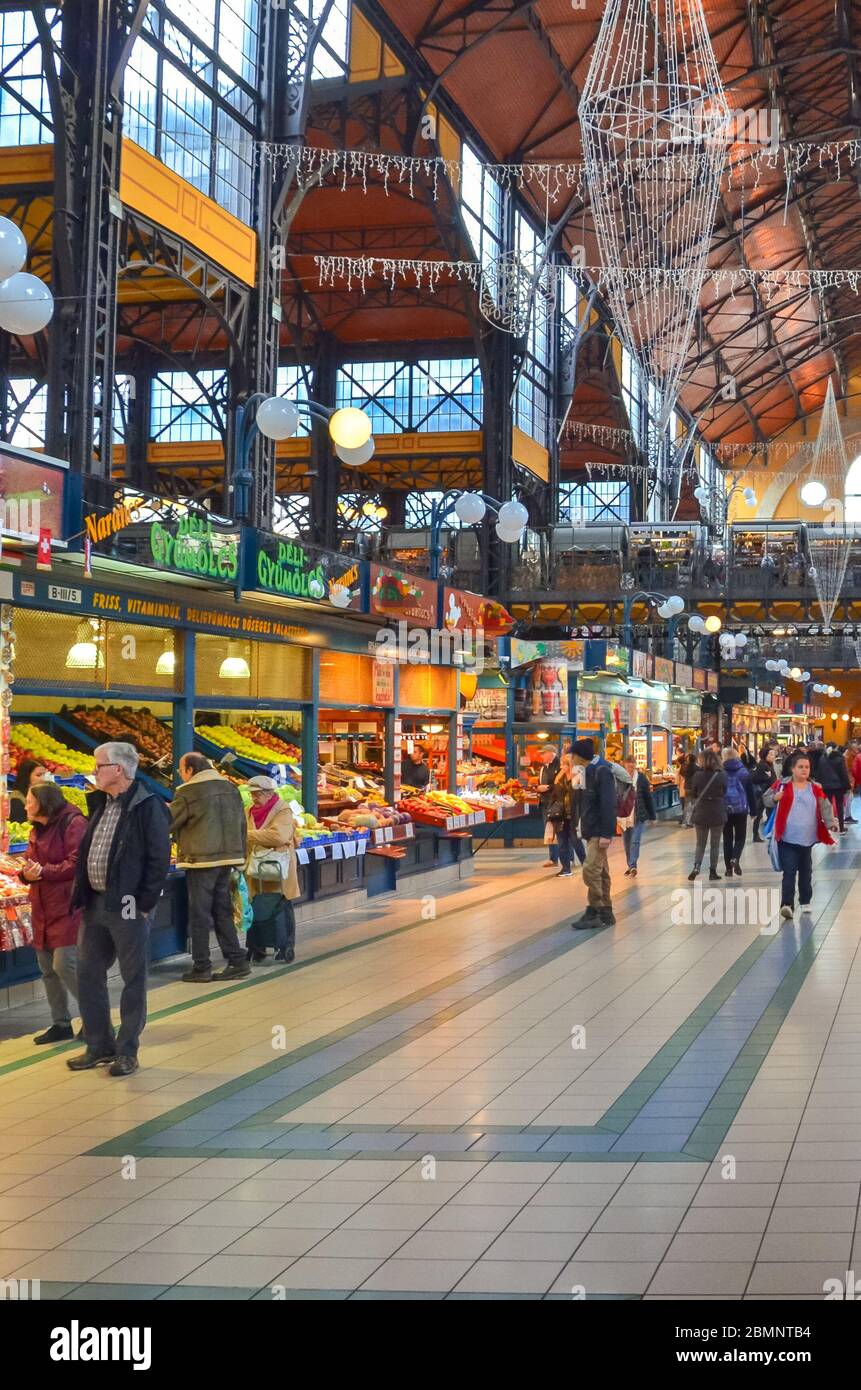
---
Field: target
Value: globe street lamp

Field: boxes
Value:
[231,393,374,523]
[428,491,528,580]
[621,590,685,657]
[0,216,54,336]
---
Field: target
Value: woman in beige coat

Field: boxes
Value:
[244,775,301,962]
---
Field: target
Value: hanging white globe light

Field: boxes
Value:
[495,520,523,544]
[800,479,827,507]
[764,659,777,671]
[734,632,748,648]
[256,397,299,440]
[704,615,722,633]
[335,437,375,467]
[693,485,709,503]
[0,272,54,335]
[454,492,486,525]
[0,217,27,281]
[497,499,529,533]
[688,615,705,633]
[790,666,803,680]
[742,487,757,506]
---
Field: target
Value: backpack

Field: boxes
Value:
[612,767,636,820]
[725,765,749,815]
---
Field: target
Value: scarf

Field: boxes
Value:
[250,793,278,828]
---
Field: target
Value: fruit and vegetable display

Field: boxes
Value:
[10,724,94,777]
[197,724,300,768]
[0,852,33,949]
[318,762,385,805]
[238,781,301,808]
[234,722,300,761]
[67,706,171,767]
[399,791,486,827]
[498,778,531,802]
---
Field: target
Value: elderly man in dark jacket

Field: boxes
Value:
[172,752,249,983]
[570,737,618,930]
[68,742,171,1077]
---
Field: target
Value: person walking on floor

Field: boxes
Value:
[621,756,656,877]
[66,742,171,1077]
[678,753,698,827]
[537,745,561,867]
[817,743,849,834]
[171,752,250,983]
[688,750,727,882]
[721,745,756,875]
[18,782,87,1045]
[763,751,835,921]
[244,776,301,964]
[569,737,617,930]
[545,752,585,878]
[750,745,776,842]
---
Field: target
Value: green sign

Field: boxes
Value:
[257,540,326,599]
[150,515,239,581]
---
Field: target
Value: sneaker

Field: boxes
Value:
[688,867,699,881]
[33,1023,74,1046]
[66,1051,115,1071]
[109,1056,139,1078]
[733,862,742,877]
[800,905,813,917]
[181,969,212,983]
[212,963,252,981]
[709,870,721,881]
[840,828,849,835]
[598,907,616,926]
[556,869,572,878]
[572,908,600,930]
[780,905,794,920]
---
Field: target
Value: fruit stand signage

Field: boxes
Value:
[370,564,437,626]
[254,534,364,609]
[150,514,239,582]
[442,587,514,636]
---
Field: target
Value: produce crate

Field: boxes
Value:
[409,809,486,832]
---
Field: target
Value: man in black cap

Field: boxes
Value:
[570,737,617,929]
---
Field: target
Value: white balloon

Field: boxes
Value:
[454,492,486,525]
[0,218,26,281]
[336,437,375,466]
[498,499,529,532]
[255,396,299,440]
[0,273,53,335]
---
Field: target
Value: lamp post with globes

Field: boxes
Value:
[427,490,528,582]
[621,590,686,656]
[231,393,374,524]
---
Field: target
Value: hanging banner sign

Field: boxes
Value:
[442,587,514,636]
[631,649,649,678]
[674,662,694,689]
[372,659,395,706]
[253,534,364,609]
[510,637,585,670]
[0,445,69,542]
[36,528,52,571]
[654,656,674,683]
[370,564,437,626]
[692,667,707,690]
[464,686,508,723]
[150,514,239,582]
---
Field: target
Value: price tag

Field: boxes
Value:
[314,845,326,860]
[296,848,309,866]
[384,826,394,842]
[330,841,343,860]
[357,838,367,855]
[405,823,414,838]
[343,839,357,858]
[354,776,366,789]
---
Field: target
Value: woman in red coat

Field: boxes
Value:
[19,782,87,1045]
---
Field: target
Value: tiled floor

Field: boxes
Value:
[2,820,861,1300]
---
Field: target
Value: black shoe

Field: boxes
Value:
[556,869,572,877]
[212,963,252,980]
[572,908,600,930]
[709,870,721,881]
[274,948,295,964]
[598,908,616,926]
[733,862,742,876]
[752,834,763,843]
[34,1023,74,1046]
[248,949,267,964]
[688,868,699,881]
[109,1056,139,1077]
[66,1051,115,1071]
[629,867,637,878]
[75,1028,85,1041]
[182,969,212,982]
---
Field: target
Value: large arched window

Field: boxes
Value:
[845,454,861,523]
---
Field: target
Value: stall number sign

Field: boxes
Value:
[257,540,325,600]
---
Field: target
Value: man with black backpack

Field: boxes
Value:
[570,737,621,930]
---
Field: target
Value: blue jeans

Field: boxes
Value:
[777,839,813,909]
[623,820,645,868]
[556,821,586,872]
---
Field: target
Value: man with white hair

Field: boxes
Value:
[67,741,171,1077]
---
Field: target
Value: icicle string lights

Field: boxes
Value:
[805,380,852,628]
[261,140,861,199]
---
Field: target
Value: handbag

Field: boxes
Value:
[543,819,556,846]
[247,849,291,884]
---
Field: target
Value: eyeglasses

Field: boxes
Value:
[95,762,119,771]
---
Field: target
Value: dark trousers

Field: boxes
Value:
[830,794,845,832]
[187,866,245,971]
[556,821,586,872]
[694,824,722,871]
[752,809,764,839]
[723,811,748,868]
[777,839,813,908]
[77,895,149,1058]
